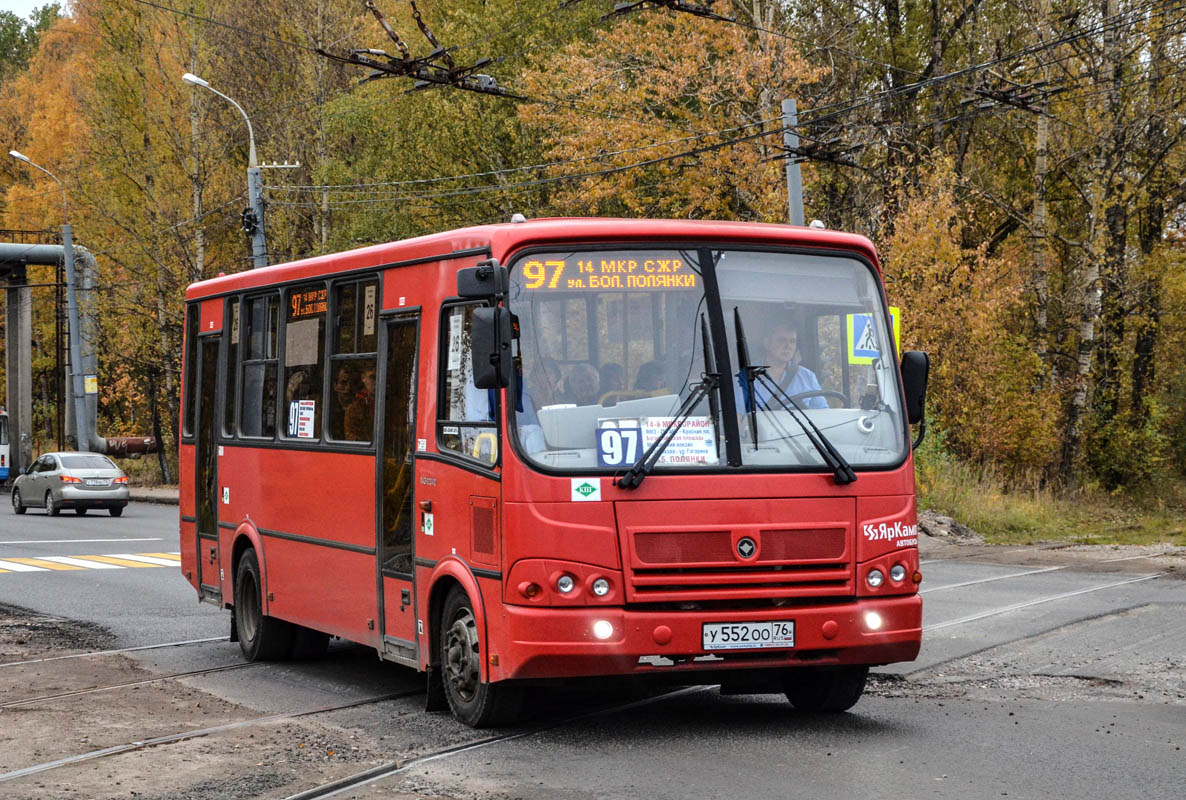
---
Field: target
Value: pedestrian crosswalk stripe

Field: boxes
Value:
[4,557,83,571]
[0,559,49,572]
[108,554,180,567]
[0,551,183,575]
[37,556,122,570]
[142,552,182,561]
[69,554,159,569]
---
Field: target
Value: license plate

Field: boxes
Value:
[702,620,795,651]
[85,478,109,487]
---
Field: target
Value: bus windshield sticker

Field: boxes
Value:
[447,313,463,371]
[520,257,698,292]
[443,425,459,436]
[363,284,377,336]
[571,478,602,502]
[288,400,316,438]
[641,416,718,466]
[285,318,321,366]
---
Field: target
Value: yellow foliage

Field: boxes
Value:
[518,13,822,220]
[883,162,1060,475]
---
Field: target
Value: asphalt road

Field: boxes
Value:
[1,497,1183,799]
[0,496,226,646]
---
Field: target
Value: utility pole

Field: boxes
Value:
[782,98,805,226]
[183,73,269,269]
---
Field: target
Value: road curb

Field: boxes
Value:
[129,488,180,506]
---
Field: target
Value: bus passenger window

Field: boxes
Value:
[182,303,199,438]
[438,304,497,464]
[223,299,240,436]
[328,278,379,442]
[282,282,327,440]
[241,294,279,438]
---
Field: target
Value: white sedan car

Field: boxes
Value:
[11,452,130,517]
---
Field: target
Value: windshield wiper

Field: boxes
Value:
[733,311,856,485]
[616,315,719,490]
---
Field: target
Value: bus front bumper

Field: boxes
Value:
[494,594,921,681]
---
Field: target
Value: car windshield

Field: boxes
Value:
[507,247,907,473]
[60,455,118,470]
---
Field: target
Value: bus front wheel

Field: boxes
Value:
[234,549,294,661]
[784,666,868,713]
[439,587,522,728]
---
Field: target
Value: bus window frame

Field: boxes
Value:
[279,279,330,444]
[435,299,501,470]
[503,241,911,478]
[238,290,282,442]
[326,275,382,446]
[221,297,241,440]
[182,303,200,441]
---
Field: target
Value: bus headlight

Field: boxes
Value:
[864,611,883,630]
[556,574,575,594]
[592,620,614,640]
[889,564,907,583]
[591,578,610,596]
[866,569,884,588]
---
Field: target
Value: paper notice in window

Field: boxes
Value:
[288,400,316,438]
[285,317,320,366]
[641,416,718,465]
[447,313,463,371]
[363,285,377,336]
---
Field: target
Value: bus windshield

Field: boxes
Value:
[507,247,907,473]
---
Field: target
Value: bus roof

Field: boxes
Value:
[185,217,880,300]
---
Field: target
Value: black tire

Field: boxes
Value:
[45,491,59,517]
[75,507,88,516]
[12,489,25,515]
[109,506,124,517]
[784,666,868,713]
[234,549,294,661]
[289,626,330,659]
[439,587,523,728]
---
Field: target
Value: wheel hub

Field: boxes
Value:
[443,611,480,702]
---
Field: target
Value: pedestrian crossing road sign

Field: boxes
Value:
[847,307,900,365]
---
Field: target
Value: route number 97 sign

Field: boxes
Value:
[597,427,641,467]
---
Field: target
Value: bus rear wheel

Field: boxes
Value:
[784,666,868,713]
[234,549,294,661]
[439,587,522,728]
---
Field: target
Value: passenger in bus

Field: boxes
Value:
[558,362,600,406]
[599,363,624,396]
[345,366,376,440]
[330,366,359,439]
[739,322,826,410]
[634,361,666,393]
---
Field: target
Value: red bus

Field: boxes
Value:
[179,218,929,727]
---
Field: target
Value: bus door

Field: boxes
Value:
[195,334,222,602]
[376,314,420,664]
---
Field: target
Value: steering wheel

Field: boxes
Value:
[788,390,850,408]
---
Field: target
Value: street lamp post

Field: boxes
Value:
[182,72,268,269]
[9,150,91,451]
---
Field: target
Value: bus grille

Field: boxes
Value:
[626,527,852,602]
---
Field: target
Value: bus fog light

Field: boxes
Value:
[889,564,907,583]
[866,569,884,588]
[557,575,575,594]
[593,620,614,640]
[864,611,883,631]
[591,578,610,596]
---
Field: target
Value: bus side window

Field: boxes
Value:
[282,282,327,441]
[241,294,280,438]
[182,303,199,438]
[328,278,379,442]
[438,304,497,464]
[223,299,240,436]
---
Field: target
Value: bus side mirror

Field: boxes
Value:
[457,261,508,298]
[901,350,929,425]
[471,306,513,389]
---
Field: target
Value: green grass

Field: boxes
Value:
[915,444,1186,547]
